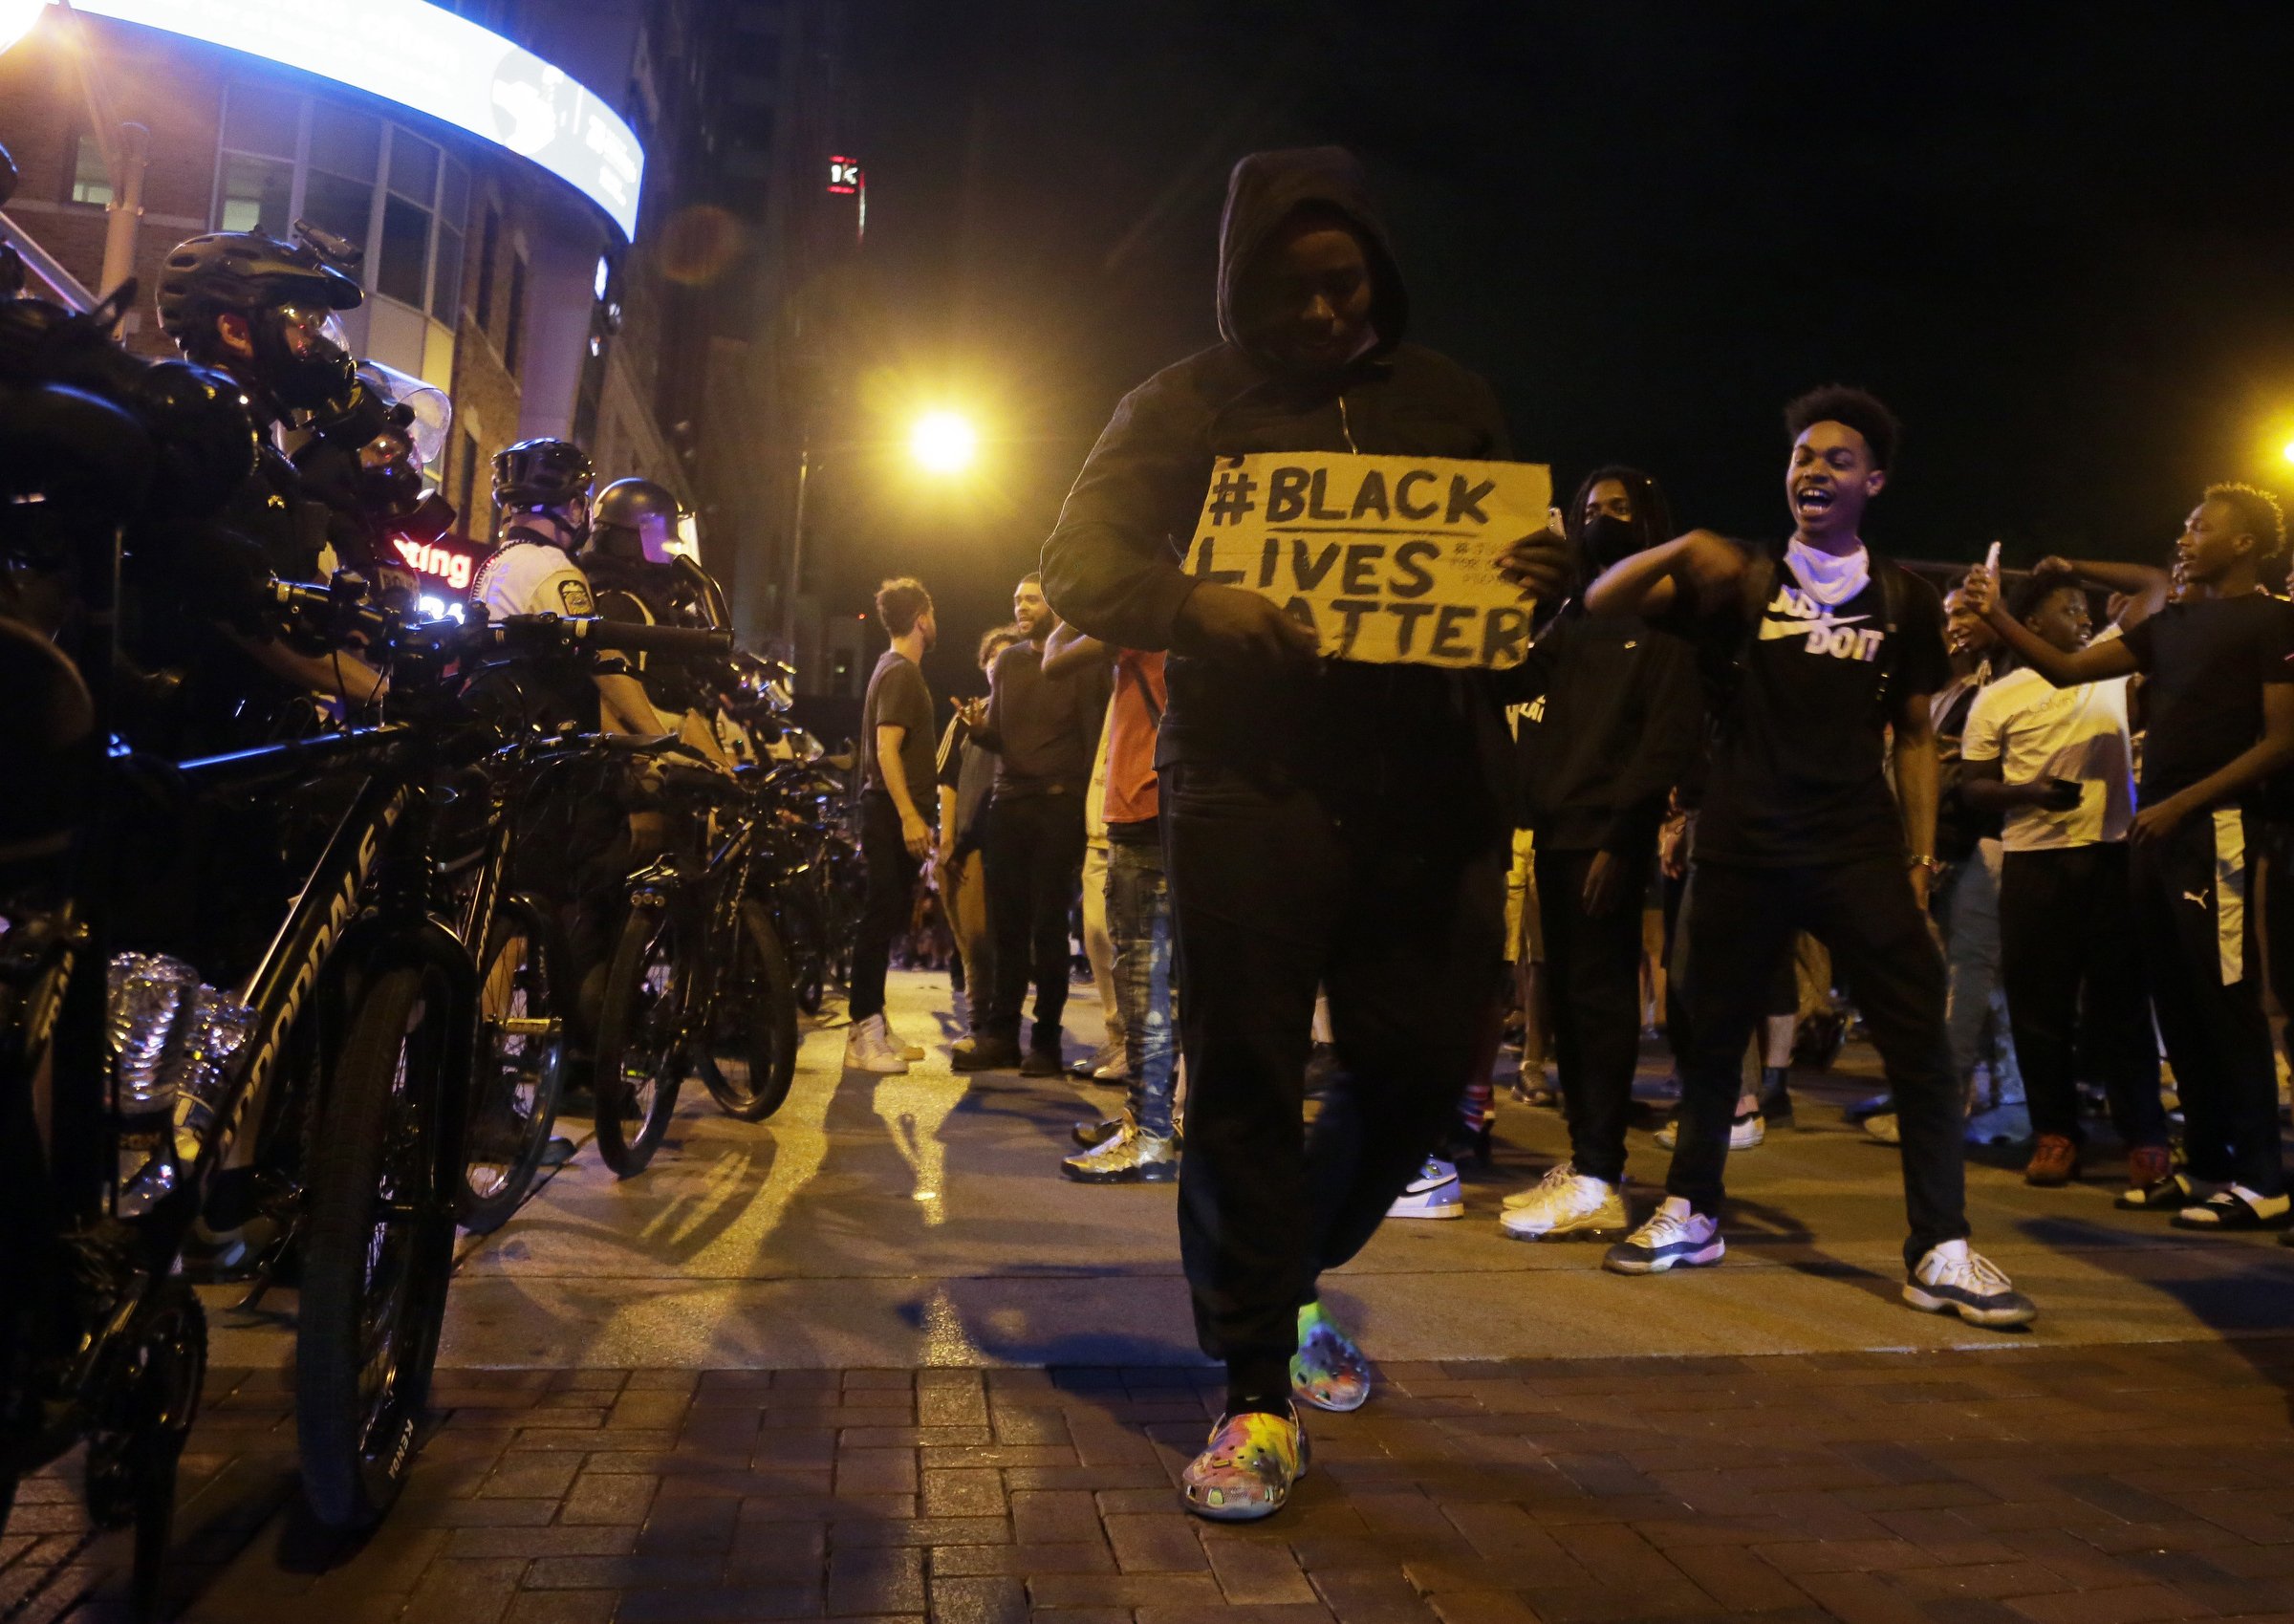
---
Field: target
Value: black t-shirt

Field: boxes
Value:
[861,649,938,806]
[2120,595,2294,803]
[1659,547,1951,867]
[984,641,1107,800]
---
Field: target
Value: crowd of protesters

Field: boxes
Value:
[833,144,2294,1527]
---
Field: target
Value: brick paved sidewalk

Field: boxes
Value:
[11,1338,2294,1623]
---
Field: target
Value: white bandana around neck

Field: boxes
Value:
[1785,537,1871,608]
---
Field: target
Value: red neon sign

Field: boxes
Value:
[827,156,861,195]
[393,535,484,593]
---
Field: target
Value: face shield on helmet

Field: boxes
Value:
[258,300,357,411]
[357,359,451,466]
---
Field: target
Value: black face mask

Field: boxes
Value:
[251,308,357,412]
[1581,512,1642,574]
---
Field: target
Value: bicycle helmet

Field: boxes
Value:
[492,438,594,512]
[154,231,361,349]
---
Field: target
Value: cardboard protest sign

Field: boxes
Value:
[1181,452,1550,669]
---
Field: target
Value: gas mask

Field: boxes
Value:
[254,302,357,412]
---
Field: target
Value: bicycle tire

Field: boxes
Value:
[297,962,457,1529]
[458,898,564,1233]
[782,889,829,1015]
[126,1282,206,1620]
[591,901,687,1176]
[697,902,799,1122]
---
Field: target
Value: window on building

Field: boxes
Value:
[217,152,292,234]
[211,88,469,322]
[504,252,528,372]
[474,206,500,333]
[432,161,468,321]
[299,106,377,250]
[67,133,113,206]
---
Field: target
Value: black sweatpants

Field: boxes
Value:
[850,790,920,1023]
[1537,845,1651,1186]
[1164,762,1504,1399]
[1998,842,2166,1150]
[2131,808,2283,1196]
[982,790,1086,1050]
[1673,856,1967,1270]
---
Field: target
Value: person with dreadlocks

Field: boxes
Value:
[1965,484,2294,1233]
[1497,467,1701,1240]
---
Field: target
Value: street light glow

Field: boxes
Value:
[0,0,49,54]
[910,410,978,473]
[2281,437,2294,466]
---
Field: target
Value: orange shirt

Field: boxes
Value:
[1103,648,1168,826]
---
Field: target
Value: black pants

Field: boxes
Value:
[1999,843,2166,1150]
[1662,867,1797,1069]
[1674,856,1966,1269]
[1164,762,1504,1398]
[2131,809,2283,1195]
[850,790,920,1022]
[1537,845,1650,1186]
[982,791,1086,1049]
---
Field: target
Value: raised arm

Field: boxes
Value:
[2043,554,2171,620]
[1963,568,2139,688]
[1585,530,1747,619]
[1042,620,1113,679]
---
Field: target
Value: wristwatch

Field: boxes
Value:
[1908,854,1943,875]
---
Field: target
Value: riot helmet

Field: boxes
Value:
[154,230,362,413]
[589,477,682,564]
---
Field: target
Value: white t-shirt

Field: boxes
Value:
[472,540,595,622]
[1960,640,2134,850]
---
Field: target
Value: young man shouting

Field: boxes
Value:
[1964,489,2294,1229]
[1587,386,2036,1329]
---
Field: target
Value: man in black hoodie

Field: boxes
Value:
[1498,467,1701,1242]
[1042,148,1569,1521]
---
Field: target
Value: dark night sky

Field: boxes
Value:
[822,1,2294,697]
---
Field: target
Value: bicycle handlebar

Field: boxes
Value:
[269,580,733,663]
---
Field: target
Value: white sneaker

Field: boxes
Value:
[1601,1199,1724,1275]
[1386,1158,1463,1220]
[1654,1109,1764,1152]
[1862,1112,1901,1145]
[843,1014,909,1074]
[1500,1164,1625,1240]
[881,1019,926,1063]
[1903,1240,2037,1328]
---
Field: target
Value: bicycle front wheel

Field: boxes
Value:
[297,962,459,1529]
[458,898,564,1233]
[592,902,688,1175]
[696,902,799,1122]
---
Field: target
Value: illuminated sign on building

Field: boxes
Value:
[55,0,645,238]
[827,155,864,243]
[393,534,485,594]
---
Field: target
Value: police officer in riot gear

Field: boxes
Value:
[145,228,388,741]
[470,439,665,737]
